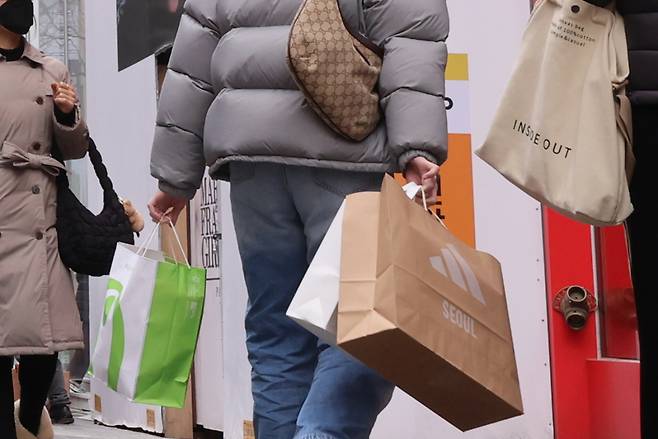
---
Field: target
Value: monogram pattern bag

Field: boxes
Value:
[288,0,383,141]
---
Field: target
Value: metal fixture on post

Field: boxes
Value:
[552,286,598,331]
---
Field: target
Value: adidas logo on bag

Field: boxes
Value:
[430,244,484,339]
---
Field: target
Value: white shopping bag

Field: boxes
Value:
[91,239,164,399]
[91,223,206,408]
[287,183,422,345]
[287,203,345,345]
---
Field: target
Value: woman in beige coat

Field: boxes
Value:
[0,1,88,438]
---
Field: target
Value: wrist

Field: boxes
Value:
[54,106,76,127]
[399,150,439,173]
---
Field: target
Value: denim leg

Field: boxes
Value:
[230,163,319,439]
[294,344,394,439]
[288,167,394,439]
[47,358,71,408]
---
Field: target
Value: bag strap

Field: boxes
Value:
[609,10,635,181]
[138,214,191,268]
[616,91,635,182]
[87,138,122,204]
[403,182,447,228]
[54,138,122,205]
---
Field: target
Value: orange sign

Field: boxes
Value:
[396,134,476,248]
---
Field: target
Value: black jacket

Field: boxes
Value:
[617,0,658,106]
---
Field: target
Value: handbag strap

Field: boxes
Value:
[87,138,121,203]
[55,138,121,205]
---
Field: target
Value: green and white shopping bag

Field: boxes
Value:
[91,222,206,408]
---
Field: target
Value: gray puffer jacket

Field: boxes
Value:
[151,0,450,199]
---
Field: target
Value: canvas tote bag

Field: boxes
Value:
[476,0,634,226]
[336,175,523,431]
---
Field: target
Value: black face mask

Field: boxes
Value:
[0,0,34,35]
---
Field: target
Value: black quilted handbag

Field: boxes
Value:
[54,138,135,276]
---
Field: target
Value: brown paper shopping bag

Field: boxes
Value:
[476,0,633,226]
[337,175,523,431]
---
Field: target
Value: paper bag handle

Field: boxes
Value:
[402,182,447,228]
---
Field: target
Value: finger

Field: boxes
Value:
[161,207,176,224]
[147,203,163,223]
[56,89,76,98]
[51,83,59,94]
[54,99,74,111]
[421,181,438,203]
[405,171,422,185]
[56,97,78,108]
[56,90,77,102]
[63,83,78,96]
[422,167,439,180]
[53,97,69,107]
[58,82,73,92]
[170,207,183,225]
[54,97,74,107]
[55,95,77,106]
[422,179,438,198]
[57,86,75,95]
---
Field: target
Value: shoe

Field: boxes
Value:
[14,400,54,439]
[69,379,88,396]
[48,404,74,425]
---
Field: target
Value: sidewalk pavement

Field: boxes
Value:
[54,417,159,439]
[53,381,162,439]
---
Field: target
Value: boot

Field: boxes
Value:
[48,403,74,425]
[14,401,54,439]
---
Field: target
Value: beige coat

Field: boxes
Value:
[0,41,88,356]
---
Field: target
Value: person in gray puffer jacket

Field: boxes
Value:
[149,0,449,438]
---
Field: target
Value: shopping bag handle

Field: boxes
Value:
[136,209,191,268]
[138,222,162,256]
[402,182,447,228]
[165,217,191,268]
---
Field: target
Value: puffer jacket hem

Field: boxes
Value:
[0,341,84,357]
[208,155,397,181]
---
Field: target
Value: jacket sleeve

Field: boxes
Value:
[53,71,89,160]
[150,0,221,200]
[365,0,450,170]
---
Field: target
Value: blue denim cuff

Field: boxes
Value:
[296,434,339,439]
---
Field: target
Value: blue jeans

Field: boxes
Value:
[230,163,394,439]
[47,358,71,408]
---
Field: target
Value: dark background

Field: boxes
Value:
[116,0,184,71]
